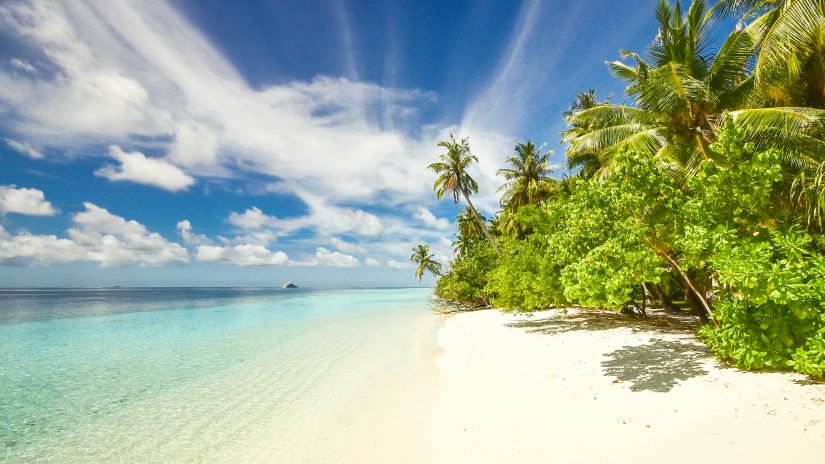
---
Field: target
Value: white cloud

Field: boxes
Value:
[9,58,37,73]
[308,247,359,267]
[0,225,85,265]
[228,206,272,230]
[387,259,411,269]
[0,185,56,215]
[168,119,220,168]
[196,244,289,266]
[328,236,364,253]
[176,219,211,246]
[68,202,188,266]
[365,257,381,267]
[0,202,188,266]
[5,139,44,159]
[0,0,448,205]
[227,202,382,237]
[314,203,382,236]
[219,230,277,247]
[95,145,195,191]
[414,206,450,229]
[0,0,523,264]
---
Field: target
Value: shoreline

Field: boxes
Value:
[419,308,825,463]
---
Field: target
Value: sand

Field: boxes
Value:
[421,308,825,463]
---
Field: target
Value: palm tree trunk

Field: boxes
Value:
[461,190,502,256]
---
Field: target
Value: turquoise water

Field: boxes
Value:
[0,287,433,462]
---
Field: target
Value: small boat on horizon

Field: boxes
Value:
[283,282,298,289]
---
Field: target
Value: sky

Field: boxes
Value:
[0,0,733,287]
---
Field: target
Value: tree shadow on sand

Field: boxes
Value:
[505,310,700,336]
[506,311,711,392]
[601,338,710,392]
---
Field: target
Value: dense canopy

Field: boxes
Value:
[416,0,825,378]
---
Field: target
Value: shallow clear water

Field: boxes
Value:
[0,287,432,463]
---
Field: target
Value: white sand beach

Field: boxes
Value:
[418,309,825,463]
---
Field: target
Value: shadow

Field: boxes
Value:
[601,338,710,392]
[794,378,825,386]
[505,309,700,336]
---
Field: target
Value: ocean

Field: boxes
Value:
[0,287,434,463]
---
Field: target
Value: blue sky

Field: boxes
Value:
[0,0,733,287]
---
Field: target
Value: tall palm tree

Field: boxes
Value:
[429,135,502,256]
[497,141,558,211]
[564,0,825,182]
[410,244,442,281]
[712,0,825,108]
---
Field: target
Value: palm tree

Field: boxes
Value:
[429,135,502,256]
[712,0,825,108]
[712,0,825,227]
[562,90,611,178]
[452,206,486,256]
[410,244,442,281]
[497,141,558,211]
[564,0,825,182]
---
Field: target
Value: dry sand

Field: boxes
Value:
[422,308,825,463]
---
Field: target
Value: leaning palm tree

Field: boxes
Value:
[564,0,825,182]
[429,135,502,256]
[410,244,442,281]
[497,141,558,211]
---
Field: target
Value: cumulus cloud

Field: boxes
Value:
[387,259,411,269]
[68,202,189,266]
[0,185,56,215]
[365,257,381,267]
[95,145,195,191]
[196,244,289,266]
[228,207,272,230]
[307,247,359,267]
[414,206,450,229]
[0,225,84,265]
[5,139,44,158]
[328,236,364,253]
[227,202,382,237]
[0,202,188,266]
[176,219,211,246]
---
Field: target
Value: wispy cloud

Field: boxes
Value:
[5,139,44,159]
[2,0,593,268]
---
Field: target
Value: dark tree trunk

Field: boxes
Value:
[649,243,717,327]
[686,290,709,324]
[660,292,679,313]
[648,284,680,312]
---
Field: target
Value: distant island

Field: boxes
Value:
[282,282,298,289]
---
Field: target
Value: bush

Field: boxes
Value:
[435,241,498,306]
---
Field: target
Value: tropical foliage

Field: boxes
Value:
[418,0,825,378]
[496,141,558,237]
[429,135,502,255]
